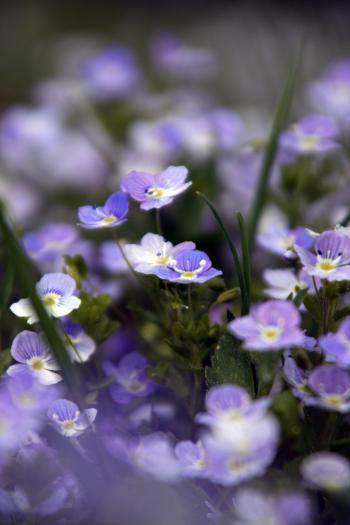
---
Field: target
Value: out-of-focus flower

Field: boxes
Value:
[319,318,350,368]
[280,114,339,158]
[303,365,350,412]
[301,452,350,492]
[7,371,60,414]
[81,46,141,101]
[263,268,315,300]
[78,192,129,229]
[10,273,81,324]
[151,33,216,80]
[258,226,313,260]
[232,487,312,525]
[121,165,191,210]
[48,398,97,437]
[132,433,180,482]
[283,353,311,400]
[296,230,350,281]
[309,60,350,130]
[174,440,210,478]
[155,249,222,284]
[62,318,96,363]
[23,223,78,266]
[124,233,195,275]
[103,352,156,404]
[7,331,61,385]
[196,384,270,427]
[229,300,304,352]
[99,241,129,274]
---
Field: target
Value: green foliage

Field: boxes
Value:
[64,254,88,288]
[272,390,301,442]
[72,291,119,342]
[205,333,254,395]
[251,352,281,396]
[0,349,11,375]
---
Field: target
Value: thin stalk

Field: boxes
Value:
[247,44,303,249]
[196,191,248,315]
[236,212,251,313]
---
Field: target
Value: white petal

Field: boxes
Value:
[10,298,35,321]
[50,296,81,318]
[36,369,62,385]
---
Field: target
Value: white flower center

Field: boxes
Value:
[260,325,282,343]
[145,186,167,199]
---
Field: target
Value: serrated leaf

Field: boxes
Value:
[205,333,254,395]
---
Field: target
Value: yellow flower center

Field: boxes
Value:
[155,255,172,266]
[301,136,319,149]
[194,459,207,470]
[127,381,145,393]
[146,187,166,199]
[228,460,245,473]
[181,271,197,280]
[101,216,117,225]
[43,293,60,307]
[325,396,343,407]
[261,326,281,343]
[316,258,337,273]
[29,357,45,371]
[62,420,76,431]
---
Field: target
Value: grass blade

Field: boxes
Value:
[247,46,302,249]
[196,191,248,315]
[236,212,251,312]
[0,205,77,387]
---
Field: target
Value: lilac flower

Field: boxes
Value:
[319,318,350,368]
[202,413,279,486]
[283,353,311,400]
[309,60,350,129]
[78,192,129,229]
[7,371,60,413]
[47,398,97,437]
[62,318,96,363]
[10,273,81,324]
[151,33,216,80]
[132,433,180,482]
[154,249,222,284]
[296,230,350,281]
[121,165,191,210]
[174,440,210,478]
[124,233,195,275]
[258,226,313,260]
[7,331,61,385]
[280,114,339,157]
[99,241,128,274]
[229,300,304,352]
[301,452,350,492]
[305,365,350,412]
[103,352,155,404]
[196,384,270,427]
[263,268,314,300]
[23,223,78,266]
[81,46,141,101]
[232,488,312,525]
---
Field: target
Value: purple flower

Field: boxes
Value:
[132,433,180,482]
[47,398,97,437]
[121,165,191,210]
[229,300,304,352]
[81,46,141,101]
[296,230,350,281]
[301,452,350,492]
[263,268,315,300]
[99,241,129,274]
[103,352,155,404]
[174,440,209,478]
[196,384,270,427]
[154,249,222,284]
[232,488,312,525]
[7,371,60,413]
[62,318,96,363]
[280,114,339,157]
[10,272,81,324]
[309,61,350,129]
[305,365,350,412]
[283,353,311,400]
[124,232,195,274]
[78,191,129,229]
[258,226,313,260]
[7,331,61,385]
[319,318,350,368]
[23,223,78,266]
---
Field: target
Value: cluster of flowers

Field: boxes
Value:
[3,31,350,525]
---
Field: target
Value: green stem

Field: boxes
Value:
[196,191,248,315]
[236,212,251,313]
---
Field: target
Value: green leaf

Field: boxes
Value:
[196,191,248,315]
[71,291,119,342]
[216,287,240,304]
[251,352,281,396]
[0,205,77,387]
[293,287,309,307]
[205,333,254,395]
[0,263,14,316]
[272,391,301,441]
[64,255,87,288]
[248,45,302,248]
